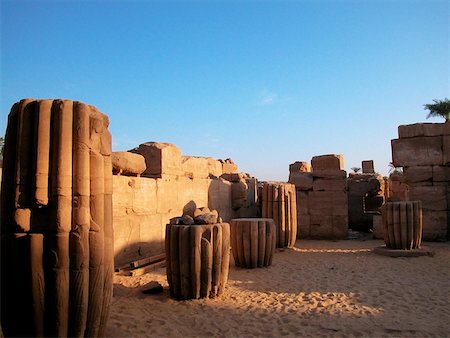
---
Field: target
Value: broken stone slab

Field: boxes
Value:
[112,151,146,176]
[398,122,449,139]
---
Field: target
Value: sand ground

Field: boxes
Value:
[107,239,450,338]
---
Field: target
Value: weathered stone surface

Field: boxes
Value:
[297,215,311,238]
[194,210,219,224]
[309,191,347,216]
[221,173,244,182]
[289,161,311,173]
[313,179,346,192]
[421,210,447,241]
[296,191,309,215]
[207,158,223,177]
[372,215,383,239]
[181,156,209,179]
[408,185,447,211]
[391,137,443,167]
[432,165,450,182]
[288,172,313,190]
[231,180,248,209]
[220,159,238,174]
[443,135,450,165]
[403,166,433,183]
[398,123,448,139]
[133,142,182,178]
[362,160,374,174]
[312,170,347,179]
[112,151,146,176]
[310,215,333,238]
[311,154,344,171]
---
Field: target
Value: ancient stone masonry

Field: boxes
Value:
[261,182,297,248]
[113,142,259,267]
[347,161,385,232]
[391,122,450,240]
[0,99,113,337]
[165,210,230,300]
[382,201,423,249]
[289,155,348,239]
[230,218,276,268]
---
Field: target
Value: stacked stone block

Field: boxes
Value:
[1,99,113,337]
[289,155,348,239]
[391,122,450,241]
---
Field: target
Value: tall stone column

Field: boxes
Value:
[0,98,113,337]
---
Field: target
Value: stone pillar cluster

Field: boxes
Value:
[0,99,113,337]
[289,155,348,239]
[391,122,450,240]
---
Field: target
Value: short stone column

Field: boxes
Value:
[230,218,276,268]
[0,99,113,337]
[165,223,230,300]
[261,182,297,248]
[382,201,423,249]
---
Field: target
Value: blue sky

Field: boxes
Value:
[1,0,449,180]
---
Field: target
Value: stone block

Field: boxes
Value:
[221,159,238,174]
[208,178,233,221]
[312,170,347,179]
[134,142,182,178]
[310,215,333,238]
[311,154,344,171]
[362,160,374,174]
[131,177,157,215]
[404,166,433,183]
[156,176,179,214]
[444,135,450,165]
[296,191,309,215]
[289,161,311,173]
[422,210,448,241]
[181,156,209,179]
[409,185,447,211]
[207,158,223,177]
[398,123,446,138]
[432,165,450,182]
[288,172,313,190]
[332,215,348,239]
[297,215,310,238]
[112,151,146,175]
[391,136,443,167]
[177,176,209,212]
[313,179,346,192]
[113,176,134,217]
[221,173,243,182]
[372,215,383,239]
[309,191,347,216]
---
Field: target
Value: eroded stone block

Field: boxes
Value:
[311,154,344,171]
[391,136,443,167]
[133,142,182,178]
[288,172,313,190]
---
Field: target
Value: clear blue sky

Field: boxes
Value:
[1,0,449,180]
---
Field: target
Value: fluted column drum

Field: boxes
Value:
[261,182,297,248]
[165,223,230,300]
[230,218,275,268]
[382,201,423,249]
[0,99,113,337]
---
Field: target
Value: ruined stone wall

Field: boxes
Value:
[113,142,258,266]
[391,122,450,241]
[289,155,348,239]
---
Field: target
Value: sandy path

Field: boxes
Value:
[106,240,450,337]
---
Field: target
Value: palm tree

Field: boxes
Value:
[388,162,402,175]
[351,167,361,173]
[424,98,450,121]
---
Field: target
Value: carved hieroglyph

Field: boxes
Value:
[261,182,297,248]
[0,99,113,337]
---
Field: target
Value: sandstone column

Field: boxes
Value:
[0,98,113,337]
